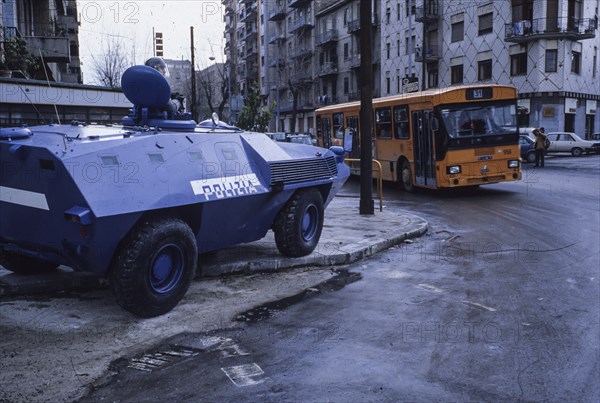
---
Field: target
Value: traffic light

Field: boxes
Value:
[155,32,163,57]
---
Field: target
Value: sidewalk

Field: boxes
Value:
[0,196,428,296]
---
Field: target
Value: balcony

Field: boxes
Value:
[268,5,287,21]
[240,5,257,23]
[242,28,257,42]
[318,62,338,77]
[269,34,287,45]
[244,67,259,81]
[287,0,312,9]
[505,17,596,43]
[289,48,313,60]
[290,68,313,85]
[24,36,70,63]
[415,45,440,62]
[244,48,258,61]
[347,17,378,34]
[288,16,314,33]
[315,30,338,47]
[415,3,440,23]
[270,58,286,68]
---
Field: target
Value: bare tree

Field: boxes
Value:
[90,37,130,88]
[197,62,229,120]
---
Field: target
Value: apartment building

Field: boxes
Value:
[1,0,82,83]
[224,0,598,136]
[382,0,599,137]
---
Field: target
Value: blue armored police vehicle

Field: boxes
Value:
[0,65,349,317]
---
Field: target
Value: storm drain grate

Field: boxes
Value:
[127,346,200,372]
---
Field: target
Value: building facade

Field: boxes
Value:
[1,0,82,83]
[381,0,599,137]
[223,0,599,137]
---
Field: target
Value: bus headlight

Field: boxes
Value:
[447,165,461,174]
[508,160,520,168]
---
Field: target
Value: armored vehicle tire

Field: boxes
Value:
[110,217,198,318]
[274,188,324,258]
[0,252,59,275]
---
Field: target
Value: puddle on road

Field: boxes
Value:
[235,269,362,323]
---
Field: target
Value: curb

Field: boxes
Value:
[199,214,428,277]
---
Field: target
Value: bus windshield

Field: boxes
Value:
[439,101,517,138]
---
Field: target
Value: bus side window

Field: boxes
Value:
[316,117,322,139]
[375,107,392,139]
[333,112,344,139]
[393,106,410,139]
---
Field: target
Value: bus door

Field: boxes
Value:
[320,116,332,148]
[346,115,360,158]
[411,110,436,188]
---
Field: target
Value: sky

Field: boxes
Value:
[76,1,226,85]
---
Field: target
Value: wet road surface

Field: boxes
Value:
[83,155,600,402]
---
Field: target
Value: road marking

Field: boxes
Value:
[221,363,267,387]
[462,300,497,312]
[0,186,49,210]
[416,283,444,293]
[126,347,199,372]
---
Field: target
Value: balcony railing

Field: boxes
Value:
[315,30,338,46]
[505,17,596,43]
[2,26,70,64]
[242,28,257,41]
[240,5,257,23]
[415,45,440,62]
[347,17,378,34]
[290,68,313,85]
[415,2,440,23]
[288,16,314,33]
[268,5,287,21]
[318,62,338,77]
[270,58,286,68]
[289,48,313,60]
[288,0,313,9]
[269,34,287,45]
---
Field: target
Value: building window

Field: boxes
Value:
[386,7,391,24]
[451,64,463,84]
[344,43,349,60]
[593,49,597,78]
[571,51,581,74]
[478,59,492,80]
[405,34,415,55]
[386,42,391,59]
[386,74,391,94]
[510,53,527,76]
[427,64,438,88]
[406,0,415,17]
[451,20,464,42]
[545,49,557,72]
[343,8,348,26]
[478,12,493,35]
[397,2,401,20]
[397,39,400,56]
[344,77,349,94]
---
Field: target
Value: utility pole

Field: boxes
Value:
[190,26,197,121]
[359,0,374,215]
[421,0,427,91]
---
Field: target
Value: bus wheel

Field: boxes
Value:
[400,160,414,192]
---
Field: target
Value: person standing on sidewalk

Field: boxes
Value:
[534,127,547,167]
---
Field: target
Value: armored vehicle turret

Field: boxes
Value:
[0,66,349,317]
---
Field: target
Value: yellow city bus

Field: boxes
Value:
[315,85,522,191]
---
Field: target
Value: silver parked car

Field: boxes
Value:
[546,132,600,157]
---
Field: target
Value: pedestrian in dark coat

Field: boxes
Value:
[534,127,547,167]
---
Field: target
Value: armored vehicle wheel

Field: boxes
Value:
[0,252,58,275]
[274,189,324,257]
[110,217,198,318]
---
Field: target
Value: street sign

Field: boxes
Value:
[402,77,419,93]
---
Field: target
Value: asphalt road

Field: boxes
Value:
[84,155,600,402]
